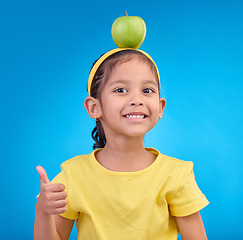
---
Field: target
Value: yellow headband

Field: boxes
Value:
[88,48,160,96]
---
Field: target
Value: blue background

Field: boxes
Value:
[1,0,242,239]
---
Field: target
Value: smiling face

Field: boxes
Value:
[97,57,166,140]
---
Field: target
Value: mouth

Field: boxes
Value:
[123,114,148,119]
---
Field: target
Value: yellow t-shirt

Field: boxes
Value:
[51,148,209,240]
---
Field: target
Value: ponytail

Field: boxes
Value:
[91,119,106,150]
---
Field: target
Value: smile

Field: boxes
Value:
[124,114,147,119]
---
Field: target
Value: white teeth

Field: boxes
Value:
[125,115,145,119]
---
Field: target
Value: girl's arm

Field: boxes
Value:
[34,203,74,240]
[174,212,207,240]
[55,215,75,239]
[34,166,74,240]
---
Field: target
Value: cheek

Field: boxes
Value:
[148,99,161,111]
[101,97,121,114]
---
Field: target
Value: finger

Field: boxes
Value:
[36,165,50,184]
[53,206,67,215]
[45,190,67,201]
[54,191,67,201]
[54,199,67,208]
[47,183,65,192]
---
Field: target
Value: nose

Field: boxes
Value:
[130,92,143,106]
[131,101,143,106]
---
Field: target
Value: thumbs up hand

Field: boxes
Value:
[36,166,67,215]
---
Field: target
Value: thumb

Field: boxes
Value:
[36,165,50,184]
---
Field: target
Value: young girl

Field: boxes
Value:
[34,48,209,240]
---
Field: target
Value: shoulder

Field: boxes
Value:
[148,148,193,172]
[51,151,96,185]
[147,148,195,187]
[161,154,194,185]
[161,153,194,173]
[60,151,95,172]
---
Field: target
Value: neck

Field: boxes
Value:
[106,135,145,154]
[95,135,156,172]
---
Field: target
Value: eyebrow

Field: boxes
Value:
[143,80,158,86]
[109,80,158,87]
[109,80,129,87]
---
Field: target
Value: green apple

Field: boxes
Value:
[111,12,146,49]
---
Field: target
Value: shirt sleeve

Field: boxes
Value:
[51,163,79,220]
[168,162,209,217]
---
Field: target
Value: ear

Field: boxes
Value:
[159,97,166,119]
[84,96,102,119]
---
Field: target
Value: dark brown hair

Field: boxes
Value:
[89,49,159,149]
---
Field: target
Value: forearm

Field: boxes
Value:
[34,202,61,240]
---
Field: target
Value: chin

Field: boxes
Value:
[123,130,147,138]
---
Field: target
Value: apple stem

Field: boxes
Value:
[125,10,128,16]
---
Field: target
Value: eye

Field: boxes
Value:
[114,88,128,93]
[143,88,154,94]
